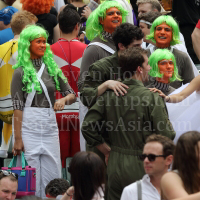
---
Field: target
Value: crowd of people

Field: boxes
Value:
[0,0,200,199]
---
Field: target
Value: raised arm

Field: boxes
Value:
[150,75,200,103]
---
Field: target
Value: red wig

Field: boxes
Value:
[21,0,54,15]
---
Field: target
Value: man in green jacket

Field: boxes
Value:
[82,47,175,200]
[80,23,144,107]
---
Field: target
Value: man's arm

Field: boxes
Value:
[191,20,200,60]
[81,63,128,107]
[81,95,107,147]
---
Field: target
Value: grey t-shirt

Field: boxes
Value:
[77,34,116,91]
[11,60,75,110]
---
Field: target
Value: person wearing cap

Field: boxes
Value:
[0,6,18,45]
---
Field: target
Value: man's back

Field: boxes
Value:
[51,39,87,95]
[84,78,175,148]
[82,78,175,200]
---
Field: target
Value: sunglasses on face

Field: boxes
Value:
[0,170,18,180]
[138,154,166,162]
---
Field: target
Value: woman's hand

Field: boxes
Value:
[13,138,24,156]
[54,98,65,111]
[81,6,92,19]
[61,186,74,200]
[149,88,167,99]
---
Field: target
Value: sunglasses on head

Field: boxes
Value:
[138,154,166,162]
[0,170,18,180]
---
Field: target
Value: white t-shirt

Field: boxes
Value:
[120,174,160,200]
[54,0,65,12]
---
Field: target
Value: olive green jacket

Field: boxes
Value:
[80,52,121,107]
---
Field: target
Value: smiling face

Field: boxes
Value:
[30,37,46,59]
[155,23,172,48]
[100,7,122,34]
[157,59,174,83]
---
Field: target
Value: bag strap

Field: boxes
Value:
[88,42,115,54]
[137,180,142,200]
[8,152,28,177]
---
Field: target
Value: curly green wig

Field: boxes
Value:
[86,0,128,41]
[146,15,180,46]
[13,25,67,94]
[148,49,182,82]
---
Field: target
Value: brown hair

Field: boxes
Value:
[119,47,147,78]
[146,134,175,157]
[21,0,54,15]
[69,152,105,200]
[138,11,161,28]
[0,173,18,183]
[172,131,200,194]
[136,0,161,12]
[11,10,38,35]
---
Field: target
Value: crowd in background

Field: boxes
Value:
[0,0,200,200]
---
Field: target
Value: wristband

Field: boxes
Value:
[165,96,170,102]
[196,19,200,29]
[66,192,73,197]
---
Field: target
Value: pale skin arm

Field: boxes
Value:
[53,24,60,44]
[173,193,200,200]
[97,80,129,97]
[191,26,200,60]
[54,93,76,111]
[161,172,188,200]
[96,142,111,165]
[149,75,200,103]
[13,110,24,156]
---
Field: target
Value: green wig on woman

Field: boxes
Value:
[148,49,182,82]
[146,15,180,46]
[86,0,128,41]
[13,25,67,94]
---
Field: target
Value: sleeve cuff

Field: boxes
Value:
[12,100,24,111]
[61,89,76,97]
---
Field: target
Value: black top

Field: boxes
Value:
[69,4,87,23]
[172,0,200,26]
[36,13,58,45]
[50,7,58,17]
[171,0,200,64]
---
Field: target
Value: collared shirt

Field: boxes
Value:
[121,174,160,200]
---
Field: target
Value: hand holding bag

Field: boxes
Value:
[1,152,36,198]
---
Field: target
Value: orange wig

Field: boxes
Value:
[21,0,54,15]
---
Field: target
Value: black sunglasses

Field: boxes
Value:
[138,154,166,162]
[0,170,18,180]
